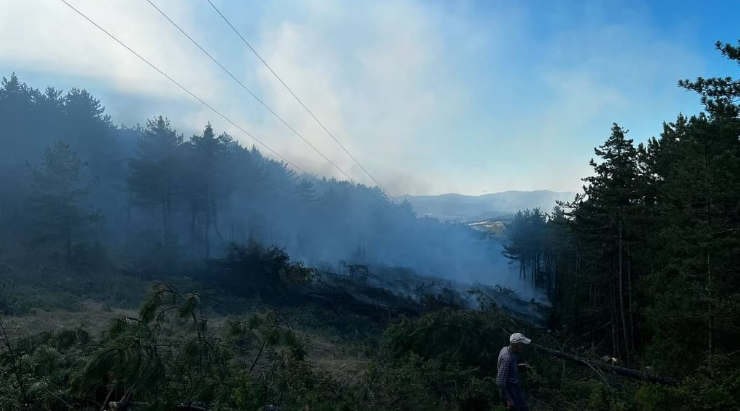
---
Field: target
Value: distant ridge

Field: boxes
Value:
[398,190,576,221]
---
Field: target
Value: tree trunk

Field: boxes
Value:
[554,250,560,298]
[627,245,634,352]
[166,194,172,246]
[212,199,225,250]
[532,344,679,385]
[707,251,713,368]
[612,285,621,361]
[190,207,197,247]
[618,219,629,358]
[703,146,713,368]
[520,257,525,279]
[162,196,169,247]
[204,187,211,259]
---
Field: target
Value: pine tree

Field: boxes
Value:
[127,116,184,248]
[0,74,35,232]
[644,115,740,371]
[678,41,740,119]
[574,124,643,359]
[400,199,417,218]
[637,41,740,372]
[186,123,235,258]
[27,141,102,265]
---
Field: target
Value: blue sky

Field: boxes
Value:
[1,0,738,195]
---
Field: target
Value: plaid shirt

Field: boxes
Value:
[496,346,520,387]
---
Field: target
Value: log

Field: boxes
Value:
[533,344,680,385]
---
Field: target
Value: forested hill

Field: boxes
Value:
[0,72,505,282]
[399,190,575,222]
[1,39,740,411]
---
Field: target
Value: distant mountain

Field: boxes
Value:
[398,190,577,222]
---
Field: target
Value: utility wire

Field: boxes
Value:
[59,0,410,224]
[146,0,356,184]
[145,0,412,219]
[59,0,295,168]
[206,0,393,200]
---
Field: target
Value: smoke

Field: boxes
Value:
[0,73,542,306]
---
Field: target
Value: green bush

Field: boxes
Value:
[635,355,740,411]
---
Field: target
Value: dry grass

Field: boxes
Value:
[303,333,369,382]
[3,300,370,382]
[2,301,136,339]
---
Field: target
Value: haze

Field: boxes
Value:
[2,0,737,195]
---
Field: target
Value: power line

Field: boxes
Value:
[206,0,392,198]
[58,0,296,169]
[58,0,410,224]
[145,0,358,185]
[144,0,413,220]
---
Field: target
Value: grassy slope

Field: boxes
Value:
[1,263,372,385]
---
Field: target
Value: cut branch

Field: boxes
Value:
[533,344,679,385]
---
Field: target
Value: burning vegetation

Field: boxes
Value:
[1,39,740,410]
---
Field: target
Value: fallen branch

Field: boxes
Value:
[578,357,612,389]
[100,388,114,411]
[533,344,679,385]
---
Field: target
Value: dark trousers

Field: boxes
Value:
[499,383,529,411]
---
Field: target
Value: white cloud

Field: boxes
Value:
[0,0,710,196]
[0,0,224,99]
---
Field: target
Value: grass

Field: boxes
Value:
[1,259,375,391]
[301,331,370,382]
[2,301,136,340]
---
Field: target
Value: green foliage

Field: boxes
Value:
[0,315,93,411]
[185,123,236,259]
[3,38,740,410]
[2,71,492,301]
[209,240,315,302]
[502,39,740,409]
[0,261,149,314]
[377,310,520,410]
[503,207,561,296]
[383,309,511,373]
[370,309,640,411]
[60,283,321,410]
[678,41,740,118]
[27,141,103,266]
[127,116,185,250]
[366,353,494,411]
[0,277,20,315]
[636,355,740,411]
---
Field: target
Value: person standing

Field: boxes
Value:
[496,332,532,411]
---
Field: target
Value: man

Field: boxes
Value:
[496,332,532,411]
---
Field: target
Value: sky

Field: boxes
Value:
[0,0,738,196]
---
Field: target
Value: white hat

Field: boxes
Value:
[510,333,531,345]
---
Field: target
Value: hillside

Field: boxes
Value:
[4,34,740,410]
[398,190,576,221]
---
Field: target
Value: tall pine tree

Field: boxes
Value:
[27,141,102,265]
[127,116,184,248]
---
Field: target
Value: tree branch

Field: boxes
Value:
[533,344,679,385]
